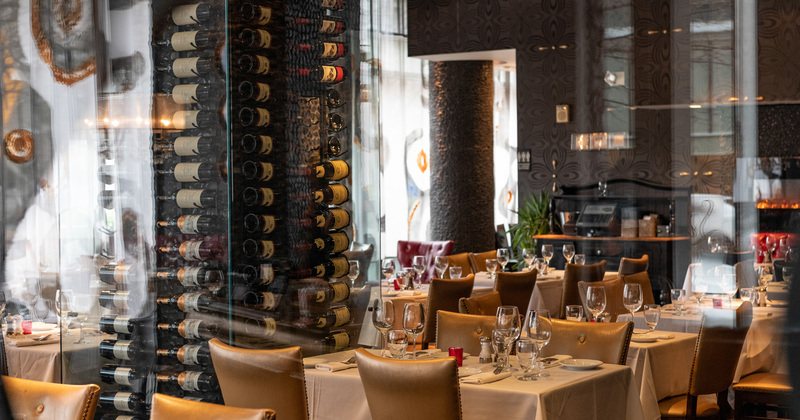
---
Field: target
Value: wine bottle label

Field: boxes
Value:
[260,215,276,233]
[113,341,132,360]
[258,135,273,154]
[254,5,271,24]
[171,31,200,52]
[320,184,349,204]
[254,82,271,102]
[172,110,200,129]
[259,188,275,206]
[330,209,350,230]
[256,162,274,181]
[255,109,270,127]
[321,0,343,9]
[177,215,202,234]
[320,19,340,34]
[320,42,343,59]
[329,232,349,253]
[113,392,133,411]
[260,264,275,285]
[257,240,275,259]
[331,282,349,302]
[264,317,277,336]
[183,319,203,339]
[180,371,203,391]
[113,291,130,309]
[114,368,133,386]
[180,267,202,286]
[173,57,201,78]
[180,241,204,260]
[172,84,199,104]
[254,29,271,48]
[332,331,349,349]
[174,136,202,156]
[253,55,270,74]
[316,160,349,180]
[174,162,204,182]
[176,189,206,208]
[113,317,132,334]
[115,416,135,420]
[319,65,345,83]
[114,265,131,284]
[172,4,200,25]
[184,292,203,312]
[258,292,275,310]
[333,306,350,327]
[181,345,201,365]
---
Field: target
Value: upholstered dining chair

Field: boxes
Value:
[658,301,753,420]
[446,252,473,278]
[622,271,656,305]
[734,259,758,289]
[355,348,462,420]
[2,376,100,420]
[436,311,496,355]
[494,269,538,314]
[733,372,793,420]
[559,261,607,319]
[422,275,475,348]
[208,338,308,420]
[618,254,649,276]
[397,240,455,283]
[539,319,634,365]
[459,291,502,315]
[577,277,628,321]
[468,250,497,273]
[151,393,276,420]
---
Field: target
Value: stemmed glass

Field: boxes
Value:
[541,245,554,274]
[55,289,74,336]
[412,256,426,289]
[643,304,661,333]
[721,274,738,306]
[496,249,510,273]
[574,254,586,265]
[449,267,462,279]
[387,330,408,359]
[534,258,547,275]
[622,283,643,320]
[522,248,535,271]
[347,261,360,289]
[671,289,687,315]
[585,286,607,322]
[402,303,425,359]
[784,266,794,288]
[433,256,449,279]
[516,339,538,381]
[758,265,774,287]
[765,236,777,260]
[494,306,520,372]
[381,258,396,293]
[371,299,395,357]
[526,309,551,377]
[779,237,789,259]
[562,244,575,265]
[486,259,498,281]
[402,267,416,290]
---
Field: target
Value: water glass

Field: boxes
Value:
[402,303,425,359]
[525,309,551,377]
[486,259,498,280]
[497,248,510,272]
[565,305,583,321]
[434,256,449,279]
[449,266,462,279]
[412,256,426,289]
[573,254,586,265]
[387,330,408,359]
[347,260,360,288]
[622,283,643,319]
[522,248,535,271]
[372,299,395,357]
[643,304,660,333]
[739,287,754,303]
[381,258,396,292]
[541,245,554,274]
[585,286,607,322]
[402,267,416,290]
[495,306,521,372]
[562,244,575,264]
[534,258,547,275]
[492,330,509,368]
[670,289,687,315]
[516,338,538,381]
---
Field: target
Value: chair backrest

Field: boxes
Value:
[397,240,455,283]
[541,319,634,365]
[689,301,753,396]
[423,275,475,343]
[459,291,502,315]
[560,261,607,318]
[578,277,628,321]
[436,311,496,355]
[208,339,308,420]
[495,270,538,314]
[2,376,100,420]
[621,272,656,305]
[618,254,649,276]
[468,250,497,273]
[446,252,473,279]
[734,259,758,289]
[151,393,276,420]
[342,242,374,289]
[355,348,462,420]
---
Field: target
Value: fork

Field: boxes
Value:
[341,355,357,365]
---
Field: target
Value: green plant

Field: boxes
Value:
[509,191,554,251]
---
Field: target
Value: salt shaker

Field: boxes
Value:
[479,336,493,364]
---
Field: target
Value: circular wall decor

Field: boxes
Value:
[4,129,35,163]
[32,0,95,85]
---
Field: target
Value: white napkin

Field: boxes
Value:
[315,362,357,372]
[396,291,421,297]
[460,371,511,384]
[7,333,59,347]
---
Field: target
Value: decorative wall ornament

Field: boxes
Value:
[3,129,35,164]
[32,0,96,85]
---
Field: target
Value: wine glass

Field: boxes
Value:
[496,248,510,273]
[516,338,538,381]
[643,304,660,333]
[779,237,789,259]
[534,258,547,275]
[758,265,774,287]
[562,244,575,265]
[670,289,687,315]
[708,236,721,253]
[381,258,396,293]
[765,236,777,259]
[485,259,498,281]
[541,245,554,274]
[402,266,416,290]
[622,283,643,320]
[526,309,551,377]
[75,314,92,344]
[433,256,449,279]
[721,274,738,306]
[448,266,462,279]
[522,248,535,271]
[55,289,74,336]
[412,256,426,289]
[387,330,408,359]
[494,306,520,372]
[402,303,424,359]
[565,305,583,321]
[783,266,794,288]
[585,286,607,322]
[739,287,754,303]
[372,299,395,357]
[347,260,360,289]
[573,254,586,265]
[492,330,508,369]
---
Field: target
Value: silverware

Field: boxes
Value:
[341,355,357,365]
[32,334,52,342]
[493,364,504,374]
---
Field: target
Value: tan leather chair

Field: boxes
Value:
[618,254,649,276]
[446,252,473,278]
[468,250,497,273]
[355,348,462,420]
[659,301,753,419]
[578,277,628,321]
[622,271,656,305]
[422,275,475,346]
[733,373,792,420]
[560,261,607,319]
[540,319,634,365]
[436,310,496,355]
[209,338,308,419]
[495,269,538,314]
[3,376,100,420]
[459,291,502,315]
[734,259,758,290]
[151,393,276,420]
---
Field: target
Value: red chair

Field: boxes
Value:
[750,233,798,261]
[397,240,455,283]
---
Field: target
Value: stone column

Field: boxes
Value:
[429,61,495,254]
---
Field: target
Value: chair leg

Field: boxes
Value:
[717,391,730,420]
[733,390,743,420]
[687,394,698,420]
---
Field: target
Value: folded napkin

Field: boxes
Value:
[460,371,511,384]
[396,291,421,297]
[315,361,357,372]
[7,334,60,347]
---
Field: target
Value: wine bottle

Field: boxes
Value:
[299,306,350,329]
[157,319,219,340]
[243,214,278,233]
[157,56,216,79]
[157,344,211,366]
[325,136,343,157]
[157,371,218,392]
[100,364,145,386]
[302,281,350,303]
[294,41,348,60]
[157,215,221,234]
[235,264,277,285]
[100,414,146,420]
[314,184,349,205]
[317,330,350,352]
[319,0,345,11]
[157,292,215,312]
[238,107,271,127]
[241,134,273,155]
[313,232,350,253]
[157,188,217,209]
[157,267,223,287]
[237,54,270,75]
[242,239,281,259]
[170,3,214,26]
[100,339,143,362]
[238,28,273,49]
[166,83,219,105]
[98,264,140,285]
[171,110,220,130]
[328,113,346,132]
[99,315,149,335]
[156,30,219,52]
[326,89,344,108]
[97,165,122,185]
[237,3,272,25]
[296,65,347,84]
[238,80,270,102]
[242,161,279,181]
[315,160,349,181]
[288,16,346,36]
[311,255,350,278]
[154,135,217,157]
[158,240,224,261]
[157,162,220,182]
[242,187,279,207]
[242,290,281,310]
[243,316,277,338]
[317,208,351,230]
[99,290,145,310]
[98,391,147,413]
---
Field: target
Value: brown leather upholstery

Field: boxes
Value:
[618,254,649,276]
[560,261,607,319]
[733,373,792,394]
[422,275,475,345]
[734,259,758,290]
[459,291,502,315]
[397,240,455,283]
[622,272,656,305]
[468,250,497,273]
[659,301,753,420]
[578,277,628,321]
[355,348,462,420]
[446,252,473,278]
[151,393,276,420]
[436,311,496,355]
[495,269,538,314]
[540,319,634,365]
[209,339,308,419]
[733,373,793,420]
[3,376,100,420]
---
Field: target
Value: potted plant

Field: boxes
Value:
[509,191,555,252]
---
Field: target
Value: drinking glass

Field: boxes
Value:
[492,330,508,369]
[565,305,583,321]
[541,245,554,274]
[721,274,738,305]
[573,254,586,265]
[402,266,416,290]
[739,287,754,303]
[562,244,575,265]
[387,330,408,359]
[434,256,449,279]
[402,303,425,359]
[412,256,426,289]
[516,338,538,381]
[758,265,774,287]
[784,266,794,288]
[692,283,708,307]
[534,258,547,275]
[622,283,643,320]
[585,286,607,322]
[522,248,535,271]
[495,306,521,372]
[55,289,74,336]
[485,259,498,281]
[525,309,551,377]
[347,260,360,288]
[496,248,510,272]
[765,236,777,258]
[671,289,687,315]
[643,304,661,333]
[372,299,395,357]
[381,258,396,293]
[779,237,789,258]
[708,236,721,253]
[449,266,462,279]
[75,314,91,344]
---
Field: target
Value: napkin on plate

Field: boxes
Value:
[7,333,60,347]
[315,361,357,372]
[460,371,511,384]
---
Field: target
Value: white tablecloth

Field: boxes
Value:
[4,331,109,384]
